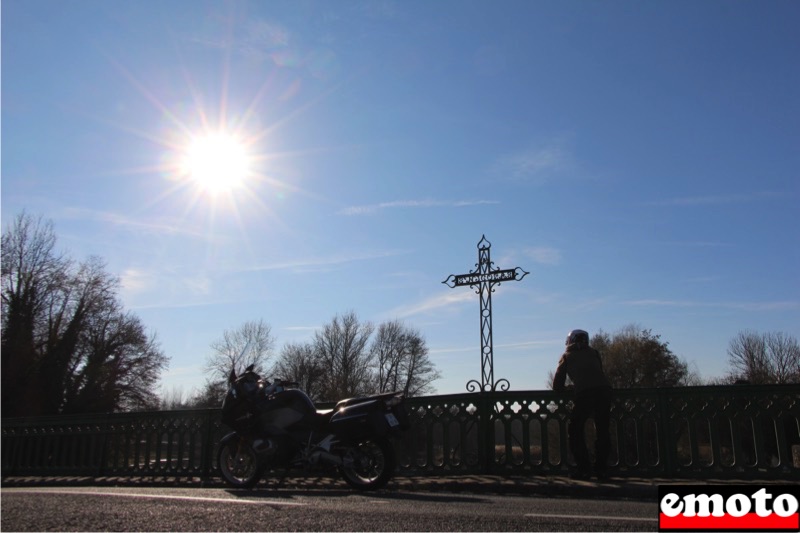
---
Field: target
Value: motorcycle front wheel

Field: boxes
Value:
[339,437,395,491]
[217,438,264,489]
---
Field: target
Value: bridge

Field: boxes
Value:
[2,384,798,481]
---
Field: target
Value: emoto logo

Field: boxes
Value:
[658,485,800,531]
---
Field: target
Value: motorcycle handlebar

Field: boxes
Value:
[272,379,299,389]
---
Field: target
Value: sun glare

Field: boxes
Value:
[181,132,252,194]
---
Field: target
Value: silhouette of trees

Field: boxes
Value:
[312,311,375,401]
[272,341,325,401]
[726,330,800,385]
[193,319,276,407]
[160,385,194,411]
[174,313,440,408]
[372,320,440,396]
[2,212,167,416]
[271,312,441,402]
[590,324,694,388]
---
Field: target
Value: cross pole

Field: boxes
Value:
[443,235,528,393]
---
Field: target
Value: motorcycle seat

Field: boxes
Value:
[333,391,399,410]
[312,409,334,428]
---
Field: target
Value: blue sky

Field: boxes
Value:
[3,1,798,396]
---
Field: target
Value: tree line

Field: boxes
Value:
[181,319,798,410]
[547,324,799,389]
[3,212,798,418]
[174,313,441,409]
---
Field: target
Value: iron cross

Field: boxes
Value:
[443,235,528,393]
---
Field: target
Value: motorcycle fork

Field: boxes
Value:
[234,435,251,461]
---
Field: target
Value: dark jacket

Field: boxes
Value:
[552,345,611,394]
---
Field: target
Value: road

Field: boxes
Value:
[2,486,658,531]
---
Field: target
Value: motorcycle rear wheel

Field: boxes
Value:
[217,438,264,489]
[339,437,395,491]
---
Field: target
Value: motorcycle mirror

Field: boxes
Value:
[245,363,255,373]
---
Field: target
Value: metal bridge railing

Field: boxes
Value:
[2,385,798,480]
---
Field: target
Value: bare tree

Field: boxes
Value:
[204,319,275,379]
[371,320,440,396]
[160,385,194,411]
[727,330,800,385]
[274,341,325,401]
[313,311,374,401]
[2,212,168,416]
[197,319,276,406]
[191,378,229,408]
[372,320,406,393]
[270,313,438,402]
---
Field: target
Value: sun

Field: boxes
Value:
[180,131,252,194]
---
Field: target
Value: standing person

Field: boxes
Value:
[552,329,613,480]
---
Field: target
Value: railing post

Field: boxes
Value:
[478,392,493,474]
[97,414,110,477]
[201,409,216,483]
[657,387,676,477]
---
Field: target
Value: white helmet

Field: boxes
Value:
[566,329,589,347]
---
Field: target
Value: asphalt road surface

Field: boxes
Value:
[2,486,659,531]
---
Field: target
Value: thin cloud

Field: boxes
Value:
[624,299,799,312]
[120,267,151,289]
[60,207,221,241]
[120,268,220,310]
[120,268,155,296]
[492,139,573,184]
[283,326,320,332]
[240,249,411,272]
[123,249,410,310]
[651,194,748,206]
[429,339,560,357]
[567,298,610,312]
[428,345,473,355]
[127,297,243,311]
[337,199,499,216]
[383,291,474,320]
[648,191,781,207]
[659,241,733,248]
[494,339,562,350]
[523,246,562,266]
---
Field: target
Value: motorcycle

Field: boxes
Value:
[217,365,410,491]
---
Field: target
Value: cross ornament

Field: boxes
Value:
[443,235,528,392]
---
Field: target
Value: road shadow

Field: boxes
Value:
[223,486,487,504]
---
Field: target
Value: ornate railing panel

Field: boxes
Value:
[395,385,799,479]
[2,410,223,479]
[2,385,798,480]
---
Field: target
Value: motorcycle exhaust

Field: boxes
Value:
[309,450,344,466]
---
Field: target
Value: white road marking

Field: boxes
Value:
[4,488,307,507]
[524,513,657,522]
